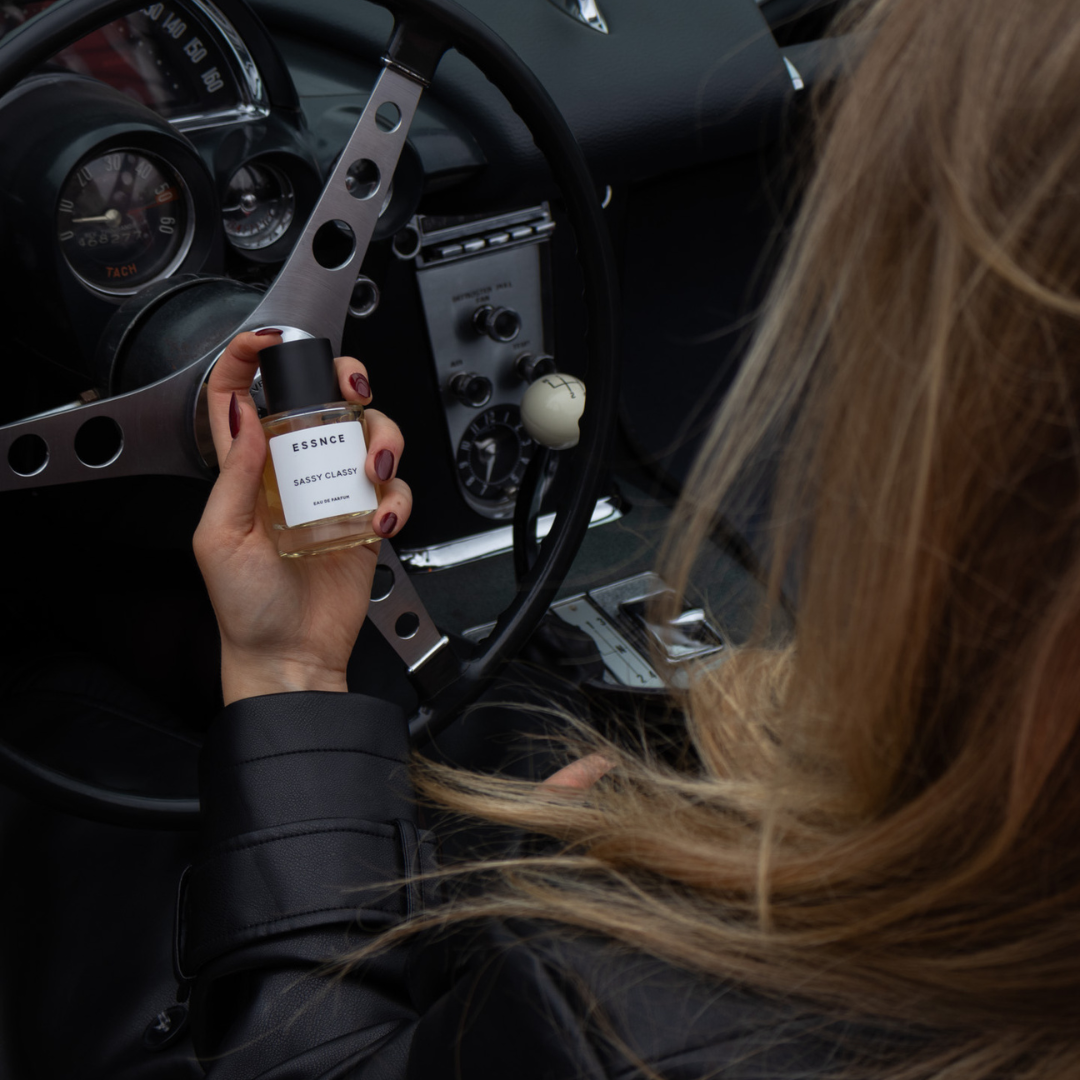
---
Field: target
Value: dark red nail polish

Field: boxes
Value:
[254,328,282,337]
[228,392,241,439]
[350,372,370,398]
[378,512,397,537]
[375,449,394,482]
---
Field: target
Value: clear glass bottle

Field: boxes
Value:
[258,338,381,557]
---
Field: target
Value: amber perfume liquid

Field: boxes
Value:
[261,401,381,557]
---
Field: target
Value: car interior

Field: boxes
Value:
[0,0,843,832]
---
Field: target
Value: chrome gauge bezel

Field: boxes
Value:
[57,145,197,298]
[455,402,536,518]
[222,159,296,252]
[169,0,270,130]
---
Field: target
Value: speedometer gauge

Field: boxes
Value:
[56,148,193,294]
[0,2,259,128]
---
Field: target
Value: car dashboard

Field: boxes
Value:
[0,0,834,714]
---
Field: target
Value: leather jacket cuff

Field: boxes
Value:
[199,691,414,841]
[177,692,435,979]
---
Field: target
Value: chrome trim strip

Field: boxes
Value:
[407,635,451,674]
[418,206,551,247]
[400,497,622,570]
[380,55,433,89]
[547,0,609,34]
[783,56,805,92]
[170,102,270,132]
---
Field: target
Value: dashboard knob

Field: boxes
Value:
[515,353,557,383]
[473,304,522,342]
[520,374,586,450]
[449,372,494,408]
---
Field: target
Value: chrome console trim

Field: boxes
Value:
[414,205,554,267]
[464,570,725,691]
[400,496,622,570]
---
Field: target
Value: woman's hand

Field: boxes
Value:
[542,754,614,791]
[193,331,412,706]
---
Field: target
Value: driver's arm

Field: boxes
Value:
[183,689,613,1080]
[186,332,610,1077]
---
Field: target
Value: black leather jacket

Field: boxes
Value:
[182,692,862,1079]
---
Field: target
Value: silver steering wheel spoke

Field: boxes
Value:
[244,66,425,349]
[0,362,210,489]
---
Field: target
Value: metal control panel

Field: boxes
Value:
[411,206,556,518]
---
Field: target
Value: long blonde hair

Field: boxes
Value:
[412,1,1080,1074]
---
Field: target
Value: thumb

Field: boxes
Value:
[199,393,267,540]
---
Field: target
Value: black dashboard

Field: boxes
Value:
[0,0,834,696]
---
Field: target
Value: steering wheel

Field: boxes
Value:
[0,0,619,826]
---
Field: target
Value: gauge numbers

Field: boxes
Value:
[456,404,535,504]
[57,149,192,294]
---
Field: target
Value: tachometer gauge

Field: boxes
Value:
[222,162,295,251]
[56,148,192,294]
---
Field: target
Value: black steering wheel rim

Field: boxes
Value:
[0,0,620,824]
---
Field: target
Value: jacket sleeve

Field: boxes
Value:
[184,691,435,1079]
[182,691,621,1080]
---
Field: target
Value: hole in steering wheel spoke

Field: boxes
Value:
[8,433,48,476]
[345,159,381,201]
[371,563,395,602]
[74,416,123,468]
[375,102,402,132]
[395,611,420,640]
[312,220,356,270]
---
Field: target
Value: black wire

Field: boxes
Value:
[0,738,200,828]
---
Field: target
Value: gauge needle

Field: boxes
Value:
[71,208,122,226]
[475,437,498,482]
[222,193,260,216]
[122,191,180,217]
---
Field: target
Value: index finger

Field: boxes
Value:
[207,329,283,461]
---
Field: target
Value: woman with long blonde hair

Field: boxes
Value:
[182,0,1080,1076]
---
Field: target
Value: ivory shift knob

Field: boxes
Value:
[520,374,586,450]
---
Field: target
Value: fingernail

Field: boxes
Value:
[254,328,282,337]
[229,392,241,439]
[375,449,394,482]
[378,512,397,537]
[350,372,370,398]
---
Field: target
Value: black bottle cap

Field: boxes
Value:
[259,337,340,415]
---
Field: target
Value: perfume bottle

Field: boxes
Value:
[258,337,381,557]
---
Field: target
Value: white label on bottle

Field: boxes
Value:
[269,426,379,528]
